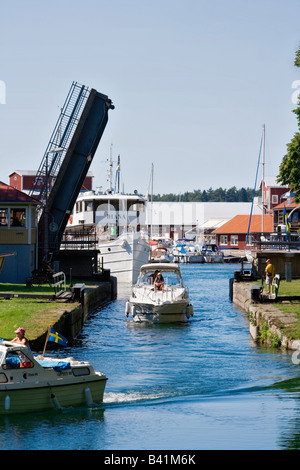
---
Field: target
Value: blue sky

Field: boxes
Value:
[0,0,299,196]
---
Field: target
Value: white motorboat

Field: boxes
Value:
[201,244,224,263]
[151,246,174,263]
[171,242,204,264]
[0,341,107,414]
[125,263,194,323]
[65,156,150,284]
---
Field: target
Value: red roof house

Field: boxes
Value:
[213,214,274,250]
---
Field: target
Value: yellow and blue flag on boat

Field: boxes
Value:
[48,327,68,346]
[284,205,291,234]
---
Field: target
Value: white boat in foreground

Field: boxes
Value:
[0,341,107,414]
[125,263,194,323]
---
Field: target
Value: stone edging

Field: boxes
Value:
[232,281,300,351]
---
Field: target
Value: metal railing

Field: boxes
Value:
[254,240,300,251]
[59,231,98,250]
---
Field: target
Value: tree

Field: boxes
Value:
[277,47,300,202]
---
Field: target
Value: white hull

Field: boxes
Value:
[203,253,224,263]
[98,232,150,284]
[129,299,193,323]
[0,378,107,414]
[173,253,204,263]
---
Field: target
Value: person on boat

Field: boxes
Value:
[265,259,275,295]
[147,270,159,285]
[11,327,33,366]
[11,327,29,346]
[154,272,165,291]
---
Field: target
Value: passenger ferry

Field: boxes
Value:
[65,157,150,284]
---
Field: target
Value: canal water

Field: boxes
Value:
[1,263,300,450]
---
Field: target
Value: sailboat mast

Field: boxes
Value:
[151,163,154,239]
[107,144,113,194]
[262,124,265,235]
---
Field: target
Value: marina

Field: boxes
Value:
[1,264,300,450]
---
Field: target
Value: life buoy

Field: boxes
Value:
[69,215,73,224]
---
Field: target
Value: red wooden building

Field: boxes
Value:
[260,177,289,212]
[213,214,274,250]
[9,170,93,194]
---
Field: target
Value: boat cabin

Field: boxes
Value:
[136,263,183,287]
[0,342,34,373]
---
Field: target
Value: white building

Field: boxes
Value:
[145,201,262,240]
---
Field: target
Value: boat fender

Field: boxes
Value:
[51,393,62,411]
[85,386,94,406]
[125,301,131,316]
[4,394,10,411]
[186,304,194,318]
[130,305,136,317]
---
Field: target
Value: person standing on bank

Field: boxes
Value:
[265,259,275,295]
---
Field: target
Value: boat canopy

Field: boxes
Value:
[139,263,180,272]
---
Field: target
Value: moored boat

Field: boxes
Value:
[125,263,194,323]
[171,241,204,264]
[0,341,107,414]
[201,243,224,263]
[65,156,150,284]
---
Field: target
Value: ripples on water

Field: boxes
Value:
[1,264,300,450]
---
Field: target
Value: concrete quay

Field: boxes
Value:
[233,281,300,351]
[30,277,117,350]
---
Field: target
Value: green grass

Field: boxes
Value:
[254,278,300,342]
[0,279,101,342]
[0,282,82,341]
[0,297,79,341]
[255,278,300,296]
[0,282,60,294]
[0,279,98,294]
[276,278,300,296]
[274,303,300,340]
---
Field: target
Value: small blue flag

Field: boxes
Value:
[48,327,68,346]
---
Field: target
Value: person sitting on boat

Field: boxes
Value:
[11,327,29,347]
[154,272,164,291]
[147,270,159,285]
[10,327,33,367]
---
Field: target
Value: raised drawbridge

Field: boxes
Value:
[29,81,114,268]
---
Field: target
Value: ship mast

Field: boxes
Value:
[262,124,265,236]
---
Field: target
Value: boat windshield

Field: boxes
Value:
[3,350,33,369]
[138,269,182,287]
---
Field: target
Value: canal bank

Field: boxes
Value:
[27,277,117,351]
[233,281,300,351]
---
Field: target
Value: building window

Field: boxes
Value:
[76,201,83,213]
[230,235,238,246]
[10,208,26,227]
[220,235,228,245]
[272,195,278,204]
[0,209,8,226]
